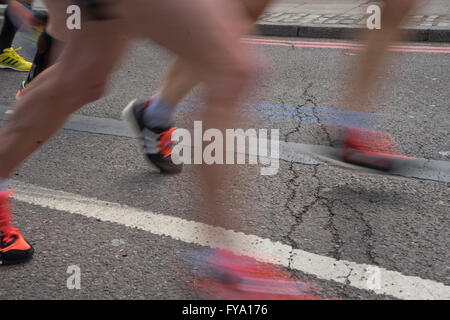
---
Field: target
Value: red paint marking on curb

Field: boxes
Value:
[243,39,450,53]
[243,37,450,51]
[243,40,365,51]
[243,37,365,48]
[242,37,450,53]
[388,48,450,53]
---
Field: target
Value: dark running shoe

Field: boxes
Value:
[122,99,183,174]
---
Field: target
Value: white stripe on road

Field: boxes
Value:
[12,180,450,300]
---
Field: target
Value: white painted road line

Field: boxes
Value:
[12,180,450,300]
[2,107,449,183]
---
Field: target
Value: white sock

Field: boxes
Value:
[143,93,175,128]
[0,179,8,192]
[335,113,376,130]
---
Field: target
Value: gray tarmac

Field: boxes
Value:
[0,35,448,300]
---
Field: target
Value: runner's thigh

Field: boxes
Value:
[117,0,250,78]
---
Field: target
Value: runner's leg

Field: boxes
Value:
[330,0,420,171]
[119,0,255,228]
[0,1,128,265]
[344,0,419,113]
[0,0,33,71]
[121,0,272,173]
[19,0,68,96]
[0,0,252,257]
[0,5,19,51]
[151,0,272,108]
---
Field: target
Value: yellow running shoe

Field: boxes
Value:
[0,47,32,72]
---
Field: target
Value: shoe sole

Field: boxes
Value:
[0,65,30,72]
[0,248,34,266]
[303,144,412,180]
[0,257,33,266]
[122,99,142,139]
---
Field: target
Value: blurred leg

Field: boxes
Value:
[21,0,67,92]
[120,0,256,227]
[0,5,18,51]
[157,0,272,107]
[0,3,129,179]
[327,0,420,171]
[1,0,255,231]
[0,1,35,71]
[344,0,419,113]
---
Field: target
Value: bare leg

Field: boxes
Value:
[343,0,419,113]
[157,0,272,107]
[0,0,254,232]
[0,22,128,178]
[123,0,255,228]
[324,0,421,171]
[42,0,71,42]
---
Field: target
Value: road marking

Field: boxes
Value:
[11,180,450,300]
[242,37,450,54]
[1,107,449,183]
[243,37,450,51]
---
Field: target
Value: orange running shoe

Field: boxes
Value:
[0,190,34,266]
[339,126,414,171]
[192,248,331,300]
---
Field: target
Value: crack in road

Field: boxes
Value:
[339,200,377,265]
[323,199,343,260]
[283,161,304,255]
[283,163,345,267]
[302,82,333,146]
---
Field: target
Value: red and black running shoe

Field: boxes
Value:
[122,99,182,174]
[0,191,34,266]
[191,248,331,300]
[338,126,414,171]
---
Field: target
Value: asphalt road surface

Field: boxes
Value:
[0,32,449,300]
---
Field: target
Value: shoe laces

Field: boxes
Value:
[158,127,177,159]
[0,191,20,244]
[6,47,25,62]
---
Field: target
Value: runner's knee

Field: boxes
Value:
[55,74,107,111]
[208,50,255,100]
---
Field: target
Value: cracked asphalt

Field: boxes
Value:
[0,34,449,299]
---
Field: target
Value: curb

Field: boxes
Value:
[1,5,449,42]
[255,23,450,42]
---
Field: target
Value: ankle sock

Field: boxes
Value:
[143,92,175,128]
[334,112,376,131]
[0,179,8,193]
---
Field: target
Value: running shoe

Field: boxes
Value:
[0,47,32,72]
[0,190,34,265]
[16,80,26,100]
[338,126,414,171]
[191,248,329,300]
[122,99,183,174]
